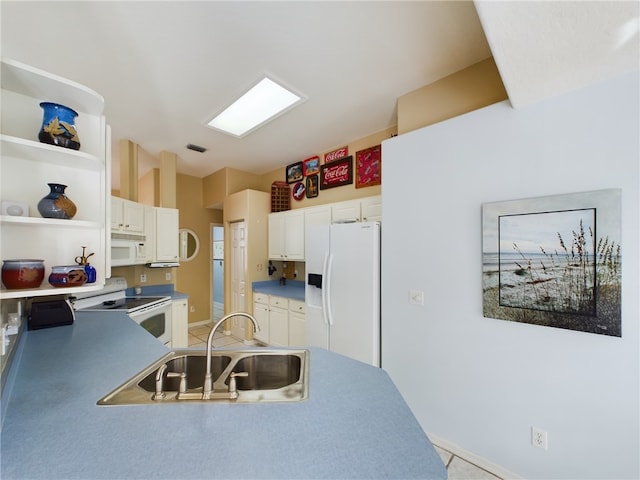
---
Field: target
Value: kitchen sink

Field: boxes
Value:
[97,349,309,405]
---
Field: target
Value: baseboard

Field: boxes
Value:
[427,433,523,480]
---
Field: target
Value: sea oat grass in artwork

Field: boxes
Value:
[482,189,622,337]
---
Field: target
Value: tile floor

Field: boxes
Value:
[188,323,504,480]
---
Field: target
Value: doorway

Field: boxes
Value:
[212,225,224,322]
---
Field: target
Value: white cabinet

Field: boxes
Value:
[110,196,145,233]
[332,196,381,223]
[252,293,269,344]
[361,195,382,222]
[252,293,305,347]
[154,207,179,263]
[269,295,289,347]
[288,299,306,347]
[268,210,305,260]
[304,205,332,229]
[332,200,361,223]
[0,59,108,299]
[171,298,188,348]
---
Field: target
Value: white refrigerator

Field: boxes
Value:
[305,221,381,367]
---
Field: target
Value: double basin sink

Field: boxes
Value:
[98,348,309,405]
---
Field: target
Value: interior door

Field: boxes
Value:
[229,221,246,339]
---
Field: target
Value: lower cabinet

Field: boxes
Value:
[253,293,270,344]
[288,300,306,347]
[252,293,305,347]
[171,298,189,348]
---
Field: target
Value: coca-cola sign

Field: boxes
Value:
[324,146,349,163]
[320,156,353,190]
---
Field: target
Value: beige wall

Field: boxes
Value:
[176,173,222,324]
[223,189,270,338]
[202,167,263,208]
[397,57,507,134]
[259,127,392,210]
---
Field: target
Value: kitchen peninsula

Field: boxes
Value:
[1,313,446,479]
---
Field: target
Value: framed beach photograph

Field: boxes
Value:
[482,189,622,337]
[285,161,303,184]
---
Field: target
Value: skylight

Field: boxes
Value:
[207,77,304,137]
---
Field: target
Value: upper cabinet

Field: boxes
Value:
[360,195,382,222]
[111,196,145,234]
[1,59,109,299]
[268,210,305,261]
[154,207,179,263]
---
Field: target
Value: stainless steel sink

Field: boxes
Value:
[98,349,309,405]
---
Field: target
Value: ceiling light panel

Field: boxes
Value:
[207,77,304,137]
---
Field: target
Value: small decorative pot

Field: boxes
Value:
[37,183,77,219]
[48,265,87,288]
[38,102,80,150]
[1,259,45,289]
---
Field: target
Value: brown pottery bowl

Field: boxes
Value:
[1,259,45,289]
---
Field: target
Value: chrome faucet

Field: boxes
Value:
[202,312,259,399]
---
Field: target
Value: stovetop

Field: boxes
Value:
[91,296,169,311]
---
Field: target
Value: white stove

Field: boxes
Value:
[72,277,173,346]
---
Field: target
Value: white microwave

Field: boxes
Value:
[111,237,149,266]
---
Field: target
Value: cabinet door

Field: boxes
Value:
[305,205,332,228]
[361,195,382,222]
[123,200,145,233]
[332,200,361,222]
[269,306,289,347]
[289,300,306,347]
[155,207,179,262]
[253,302,269,344]
[268,213,286,259]
[111,197,124,231]
[284,210,305,260]
[171,299,188,348]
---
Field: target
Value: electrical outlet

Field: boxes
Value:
[165,272,171,281]
[532,427,548,450]
[140,274,147,283]
[409,289,424,305]
[190,305,195,313]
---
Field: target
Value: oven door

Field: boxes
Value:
[128,300,172,346]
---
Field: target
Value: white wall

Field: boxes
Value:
[381,71,639,479]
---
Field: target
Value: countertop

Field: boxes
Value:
[1,313,446,479]
[253,279,305,301]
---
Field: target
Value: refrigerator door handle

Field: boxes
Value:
[323,252,334,326]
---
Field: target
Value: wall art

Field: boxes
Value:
[320,156,352,190]
[302,156,320,176]
[324,146,349,163]
[306,175,319,198]
[481,189,622,337]
[355,144,381,188]
[292,181,306,201]
[286,161,303,184]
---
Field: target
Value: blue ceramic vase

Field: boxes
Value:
[38,102,81,150]
[37,183,77,219]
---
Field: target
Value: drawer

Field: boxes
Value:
[289,300,305,314]
[253,292,269,304]
[269,296,289,309]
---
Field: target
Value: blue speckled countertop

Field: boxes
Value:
[253,279,305,301]
[125,283,189,301]
[0,313,445,479]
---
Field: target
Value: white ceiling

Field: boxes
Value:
[2,2,638,190]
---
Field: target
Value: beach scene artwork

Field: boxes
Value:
[482,189,622,337]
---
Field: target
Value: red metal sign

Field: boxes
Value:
[320,156,353,190]
[324,146,349,163]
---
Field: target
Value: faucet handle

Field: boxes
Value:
[228,371,249,399]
